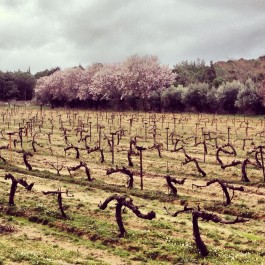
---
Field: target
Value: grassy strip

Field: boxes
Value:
[0,161,178,203]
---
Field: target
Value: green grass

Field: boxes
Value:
[0,108,265,264]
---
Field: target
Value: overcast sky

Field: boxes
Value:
[0,0,265,74]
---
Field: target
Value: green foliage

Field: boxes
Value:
[34,67,60,79]
[13,71,36,100]
[173,59,216,86]
[182,82,209,112]
[148,92,162,112]
[212,77,225,88]
[161,85,185,112]
[215,80,243,113]
[206,87,219,112]
[207,61,217,84]
[235,79,263,114]
[0,72,19,100]
[0,70,36,101]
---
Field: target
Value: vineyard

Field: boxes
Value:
[0,104,265,265]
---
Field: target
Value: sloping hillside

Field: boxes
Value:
[214,56,265,83]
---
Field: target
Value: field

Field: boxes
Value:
[0,104,265,265]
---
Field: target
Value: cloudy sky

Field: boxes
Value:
[0,0,265,73]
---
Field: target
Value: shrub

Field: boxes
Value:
[215,80,243,113]
[161,85,185,112]
[182,83,209,112]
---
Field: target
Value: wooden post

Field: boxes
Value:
[195,123,199,136]
[173,117,177,133]
[129,118,133,135]
[98,126,102,149]
[203,133,206,163]
[9,134,12,162]
[140,149,143,190]
[166,127,169,151]
[246,121,249,137]
[260,146,265,182]
[7,132,14,162]
[111,132,115,165]
[145,122,148,141]
[136,146,146,191]
[89,121,92,144]
[227,126,231,144]
[19,127,23,148]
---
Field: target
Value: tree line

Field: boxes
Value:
[1,55,265,114]
[34,55,175,109]
[0,70,36,101]
[161,79,263,114]
[0,67,60,102]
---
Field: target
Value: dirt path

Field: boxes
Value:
[12,221,128,265]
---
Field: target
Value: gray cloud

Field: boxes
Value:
[0,0,265,73]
